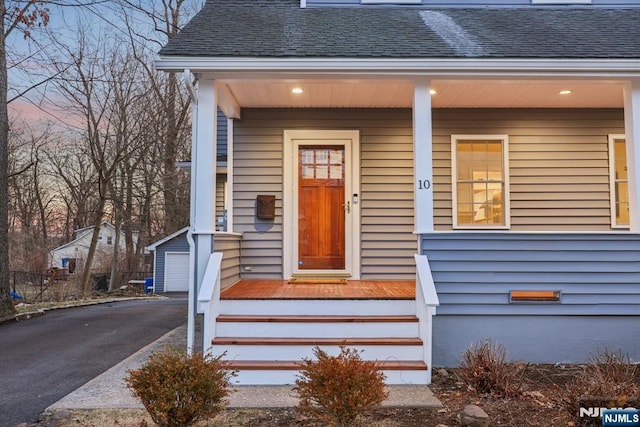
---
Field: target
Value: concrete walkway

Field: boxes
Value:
[47,324,442,412]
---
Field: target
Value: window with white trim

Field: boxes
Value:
[452,135,510,228]
[609,135,629,228]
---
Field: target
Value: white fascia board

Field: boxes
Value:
[155,57,640,78]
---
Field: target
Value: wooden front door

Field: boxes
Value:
[298,146,346,270]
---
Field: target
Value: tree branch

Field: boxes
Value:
[8,161,34,178]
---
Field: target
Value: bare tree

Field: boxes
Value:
[7,122,57,272]
[0,1,199,310]
[46,139,99,238]
[50,32,147,296]
[105,46,152,291]
[0,0,51,317]
[117,0,194,234]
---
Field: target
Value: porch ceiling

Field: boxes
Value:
[220,79,624,110]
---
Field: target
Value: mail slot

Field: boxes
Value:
[256,195,276,220]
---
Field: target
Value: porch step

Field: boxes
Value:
[226,360,427,370]
[213,295,428,385]
[212,338,424,361]
[216,314,419,338]
[217,314,419,323]
[223,360,429,386]
[220,298,416,316]
[212,337,423,345]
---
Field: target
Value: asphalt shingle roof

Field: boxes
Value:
[159,0,640,59]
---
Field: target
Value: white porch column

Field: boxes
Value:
[624,79,640,232]
[187,78,217,353]
[413,80,434,235]
[225,117,234,232]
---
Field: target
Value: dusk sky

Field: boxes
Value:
[7,1,200,128]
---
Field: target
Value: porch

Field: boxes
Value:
[198,255,438,385]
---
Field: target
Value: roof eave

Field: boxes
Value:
[155,56,640,78]
[145,226,189,252]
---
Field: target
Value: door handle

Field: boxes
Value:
[343,201,351,214]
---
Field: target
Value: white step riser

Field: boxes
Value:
[213,344,424,361]
[220,299,416,316]
[216,322,419,338]
[231,369,429,385]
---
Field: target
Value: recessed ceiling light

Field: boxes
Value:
[430,89,437,95]
[559,90,572,95]
[291,87,304,94]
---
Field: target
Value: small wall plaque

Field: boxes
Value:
[256,195,276,220]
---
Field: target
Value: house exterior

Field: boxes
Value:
[156,0,640,384]
[49,222,136,274]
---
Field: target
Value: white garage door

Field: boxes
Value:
[164,252,190,292]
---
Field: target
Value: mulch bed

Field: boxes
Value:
[227,364,581,426]
[36,364,589,426]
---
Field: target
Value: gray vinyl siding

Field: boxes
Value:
[215,108,228,230]
[306,0,640,7]
[422,232,640,316]
[216,233,242,289]
[216,175,226,230]
[154,234,190,293]
[217,109,227,162]
[432,108,624,231]
[433,316,640,366]
[234,108,625,278]
[233,108,417,280]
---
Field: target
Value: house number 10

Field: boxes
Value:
[417,179,431,190]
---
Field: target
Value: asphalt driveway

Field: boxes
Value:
[0,296,187,426]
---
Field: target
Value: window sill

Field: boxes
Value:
[452,225,511,231]
[612,225,631,230]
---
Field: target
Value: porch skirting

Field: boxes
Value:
[432,315,640,367]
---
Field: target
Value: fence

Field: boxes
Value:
[9,270,153,303]
[10,271,50,303]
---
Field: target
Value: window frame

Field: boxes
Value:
[608,134,629,229]
[451,134,511,230]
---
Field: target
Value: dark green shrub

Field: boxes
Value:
[125,346,236,427]
[294,345,389,426]
[560,349,640,426]
[457,339,527,397]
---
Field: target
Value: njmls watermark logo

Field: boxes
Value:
[578,398,640,427]
[601,409,640,426]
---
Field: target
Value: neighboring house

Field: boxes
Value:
[49,222,137,274]
[155,0,640,384]
[145,227,191,292]
[145,227,241,293]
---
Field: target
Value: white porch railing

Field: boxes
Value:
[197,252,223,354]
[414,254,440,383]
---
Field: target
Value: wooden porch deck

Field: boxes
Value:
[220,279,416,300]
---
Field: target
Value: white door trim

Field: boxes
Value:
[283,130,361,280]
